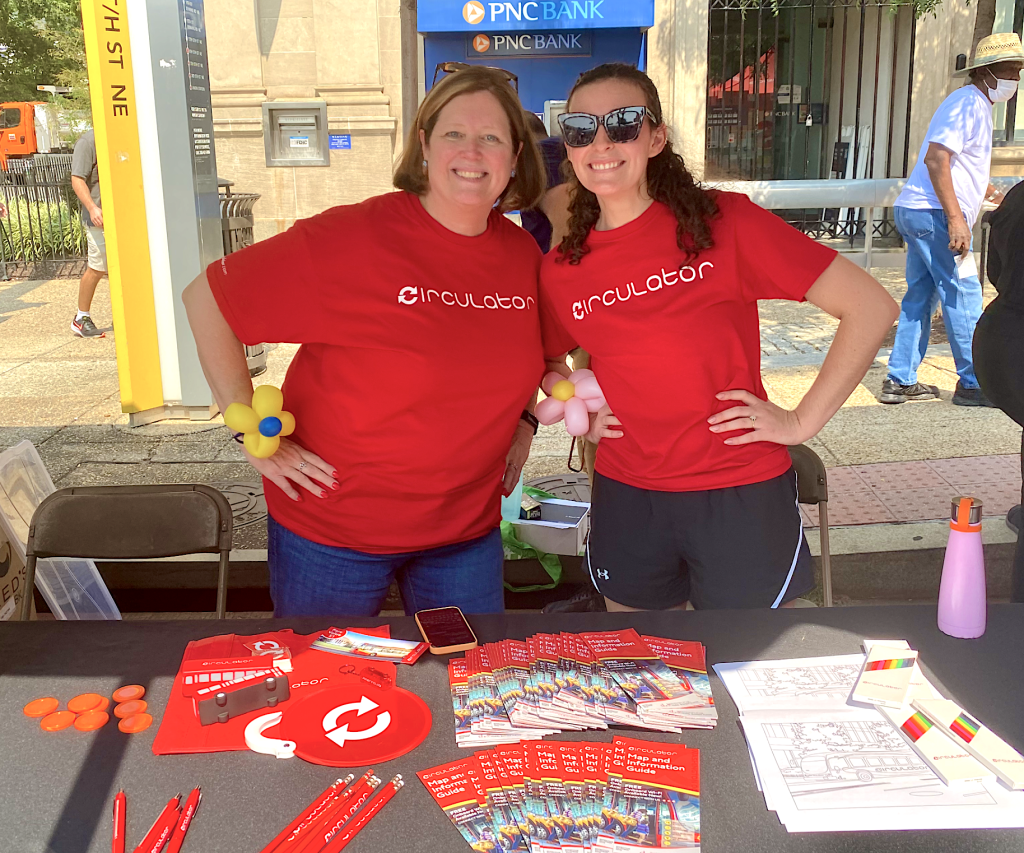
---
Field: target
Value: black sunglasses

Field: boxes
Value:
[557,106,656,147]
[432,61,519,92]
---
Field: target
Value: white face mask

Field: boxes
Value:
[984,73,1018,103]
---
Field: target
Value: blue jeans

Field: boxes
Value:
[889,207,983,389]
[266,515,505,617]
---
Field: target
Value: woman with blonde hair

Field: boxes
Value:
[184,67,546,617]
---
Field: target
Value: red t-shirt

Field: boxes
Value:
[208,190,544,552]
[539,192,836,492]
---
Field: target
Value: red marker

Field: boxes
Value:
[321,776,403,852]
[132,794,180,853]
[165,787,201,853]
[112,790,126,853]
[257,776,353,853]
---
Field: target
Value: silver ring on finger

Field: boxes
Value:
[749,415,757,426]
[298,461,307,471]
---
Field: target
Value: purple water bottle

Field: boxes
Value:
[937,496,986,639]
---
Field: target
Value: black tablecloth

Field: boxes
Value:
[1,605,1022,852]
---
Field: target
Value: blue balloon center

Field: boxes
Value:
[258,416,282,437]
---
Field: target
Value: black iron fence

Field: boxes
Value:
[0,154,88,280]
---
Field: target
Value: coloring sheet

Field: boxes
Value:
[713,655,866,714]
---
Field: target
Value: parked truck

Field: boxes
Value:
[0,102,69,167]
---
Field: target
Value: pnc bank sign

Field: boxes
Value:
[418,0,653,32]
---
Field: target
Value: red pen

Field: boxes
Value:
[132,794,180,853]
[268,774,362,853]
[165,787,201,853]
[112,790,126,853]
[257,777,352,853]
[145,806,180,853]
[320,776,403,852]
[289,776,379,853]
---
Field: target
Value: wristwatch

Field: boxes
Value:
[520,409,539,435]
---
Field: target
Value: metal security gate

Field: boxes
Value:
[706,0,916,247]
[0,154,87,280]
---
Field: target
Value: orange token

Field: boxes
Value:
[67,693,104,714]
[23,697,59,718]
[113,700,148,719]
[40,711,76,732]
[118,713,153,734]
[112,685,146,703]
[94,696,111,713]
[74,710,109,732]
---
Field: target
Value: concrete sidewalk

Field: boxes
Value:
[1,272,1021,607]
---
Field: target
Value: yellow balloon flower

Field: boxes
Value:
[223,385,296,459]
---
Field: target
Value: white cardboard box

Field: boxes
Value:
[511,498,590,557]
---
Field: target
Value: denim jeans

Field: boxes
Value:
[888,206,983,389]
[266,516,505,617]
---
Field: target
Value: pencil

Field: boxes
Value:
[112,790,126,853]
[264,774,359,853]
[131,794,180,853]
[166,787,201,853]
[320,777,403,852]
[288,776,380,853]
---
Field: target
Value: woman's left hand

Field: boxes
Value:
[502,420,535,496]
[708,389,811,446]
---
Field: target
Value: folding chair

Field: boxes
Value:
[18,484,234,621]
[788,444,833,607]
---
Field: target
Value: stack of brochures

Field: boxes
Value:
[448,630,717,747]
[419,736,700,851]
[712,642,1024,833]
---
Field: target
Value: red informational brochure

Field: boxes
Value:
[152,626,395,755]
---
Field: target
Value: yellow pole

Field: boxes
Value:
[81,0,163,412]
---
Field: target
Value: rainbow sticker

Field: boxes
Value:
[901,711,933,742]
[949,712,982,743]
[865,657,914,671]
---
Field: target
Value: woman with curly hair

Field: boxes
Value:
[539,63,898,611]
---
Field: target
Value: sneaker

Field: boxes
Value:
[879,379,940,404]
[952,383,996,407]
[71,315,105,338]
[1008,505,1021,536]
[541,584,607,614]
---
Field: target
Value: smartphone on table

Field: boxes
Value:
[414,606,479,655]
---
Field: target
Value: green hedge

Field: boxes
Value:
[0,196,86,261]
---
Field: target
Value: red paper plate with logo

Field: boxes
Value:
[277,684,431,767]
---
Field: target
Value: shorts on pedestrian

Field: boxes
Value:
[267,515,506,617]
[586,468,814,610]
[86,225,107,273]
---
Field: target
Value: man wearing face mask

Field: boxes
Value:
[881,33,1024,407]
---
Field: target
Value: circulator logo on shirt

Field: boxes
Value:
[570,261,715,321]
[463,1,486,24]
[398,285,536,311]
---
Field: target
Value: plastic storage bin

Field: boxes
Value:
[0,441,120,619]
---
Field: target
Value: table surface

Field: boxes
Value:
[1,605,1023,853]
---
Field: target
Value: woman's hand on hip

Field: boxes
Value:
[708,390,809,446]
[244,437,338,501]
[586,405,623,445]
[502,421,535,497]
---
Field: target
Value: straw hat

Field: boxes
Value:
[961,32,1024,73]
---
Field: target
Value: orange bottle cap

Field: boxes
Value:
[118,713,153,734]
[68,693,105,714]
[74,710,110,732]
[23,697,59,718]
[112,685,146,703]
[114,700,148,719]
[40,711,76,732]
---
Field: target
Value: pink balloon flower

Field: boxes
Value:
[535,369,607,436]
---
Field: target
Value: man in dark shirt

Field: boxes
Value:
[70,129,106,337]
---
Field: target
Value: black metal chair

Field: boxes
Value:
[788,444,833,607]
[17,484,234,621]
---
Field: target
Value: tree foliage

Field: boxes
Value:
[0,0,84,103]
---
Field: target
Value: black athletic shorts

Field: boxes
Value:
[586,468,814,610]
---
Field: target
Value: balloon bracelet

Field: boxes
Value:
[224,385,295,459]
[535,369,606,436]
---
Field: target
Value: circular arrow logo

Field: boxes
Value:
[463,1,485,24]
[280,684,432,767]
[472,34,490,53]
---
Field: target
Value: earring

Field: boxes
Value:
[510,168,517,178]
[422,159,428,170]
